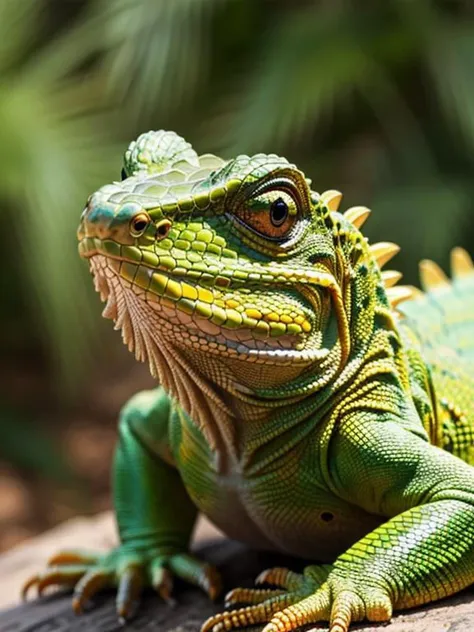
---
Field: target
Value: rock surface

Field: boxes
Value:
[0,512,222,612]
[0,513,473,631]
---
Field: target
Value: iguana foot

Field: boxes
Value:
[202,564,392,632]
[22,547,221,620]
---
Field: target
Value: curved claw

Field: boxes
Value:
[21,575,39,600]
[199,564,222,601]
[149,562,175,605]
[256,567,303,591]
[116,565,145,621]
[47,549,100,567]
[22,566,86,600]
[72,569,112,614]
[225,587,284,607]
[37,566,86,596]
[168,554,222,600]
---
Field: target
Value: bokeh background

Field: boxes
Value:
[1,0,473,551]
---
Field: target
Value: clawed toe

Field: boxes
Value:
[116,564,145,620]
[21,575,40,600]
[202,594,296,632]
[47,549,100,567]
[22,566,87,600]
[225,587,284,607]
[168,554,222,600]
[202,564,383,632]
[199,565,222,601]
[205,583,390,632]
[72,569,113,614]
[260,590,331,632]
[256,567,304,591]
[149,563,175,604]
[23,547,221,624]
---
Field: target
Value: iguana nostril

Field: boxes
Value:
[156,219,172,240]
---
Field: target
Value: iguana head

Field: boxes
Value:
[78,131,406,404]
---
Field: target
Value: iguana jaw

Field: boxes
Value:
[84,247,335,372]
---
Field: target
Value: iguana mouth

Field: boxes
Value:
[86,249,332,368]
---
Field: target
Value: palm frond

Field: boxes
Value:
[426,23,474,157]
[96,0,225,125]
[0,79,120,387]
[221,8,375,153]
[369,179,471,284]
[0,0,40,73]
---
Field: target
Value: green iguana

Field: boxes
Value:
[23,131,474,632]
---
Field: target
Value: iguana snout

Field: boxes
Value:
[78,189,144,248]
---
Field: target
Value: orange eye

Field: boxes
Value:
[130,212,150,237]
[236,190,298,239]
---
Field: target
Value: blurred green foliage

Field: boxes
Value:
[0,406,74,483]
[1,1,474,466]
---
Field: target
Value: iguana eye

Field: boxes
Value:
[270,198,289,227]
[237,190,298,240]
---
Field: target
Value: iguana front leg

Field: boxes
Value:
[23,388,221,618]
[203,415,474,632]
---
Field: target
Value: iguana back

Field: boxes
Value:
[399,251,474,463]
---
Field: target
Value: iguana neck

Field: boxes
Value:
[159,313,405,475]
[176,339,409,478]
[159,339,327,470]
[143,316,345,471]
[100,254,409,470]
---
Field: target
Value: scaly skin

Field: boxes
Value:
[24,131,474,631]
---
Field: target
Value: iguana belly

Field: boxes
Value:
[179,463,382,561]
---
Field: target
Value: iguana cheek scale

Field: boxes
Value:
[23,130,474,631]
